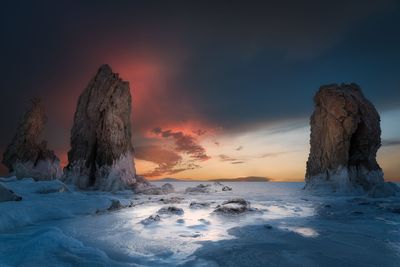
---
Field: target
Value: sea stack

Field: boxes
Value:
[2,98,62,180]
[305,83,398,195]
[63,64,138,191]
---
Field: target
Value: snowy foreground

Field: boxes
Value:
[1,178,400,267]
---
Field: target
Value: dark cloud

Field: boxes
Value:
[152,127,210,161]
[193,129,207,136]
[135,145,200,177]
[235,146,243,151]
[141,162,199,177]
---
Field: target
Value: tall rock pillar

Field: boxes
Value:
[305,83,386,193]
[2,98,62,180]
[63,65,137,191]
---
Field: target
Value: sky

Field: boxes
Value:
[0,0,399,181]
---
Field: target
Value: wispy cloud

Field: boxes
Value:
[258,151,296,158]
[219,154,238,162]
[231,161,245,164]
[139,127,211,177]
[152,127,210,161]
[218,150,297,165]
[382,139,400,147]
[135,145,201,177]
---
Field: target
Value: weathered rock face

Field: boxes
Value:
[305,83,396,194]
[2,99,62,180]
[63,64,138,191]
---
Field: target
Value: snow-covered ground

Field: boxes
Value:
[0,178,399,267]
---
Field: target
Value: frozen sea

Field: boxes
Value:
[1,178,400,267]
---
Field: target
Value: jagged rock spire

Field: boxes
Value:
[2,98,61,180]
[63,64,138,191]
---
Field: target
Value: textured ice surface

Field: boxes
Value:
[0,179,399,266]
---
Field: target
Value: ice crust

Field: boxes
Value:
[1,179,399,266]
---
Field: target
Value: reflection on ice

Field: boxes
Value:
[261,203,315,219]
[280,226,319,237]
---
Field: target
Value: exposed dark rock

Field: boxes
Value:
[179,233,201,238]
[2,98,61,180]
[160,197,183,204]
[140,214,161,225]
[185,184,211,194]
[185,182,232,194]
[107,199,124,211]
[305,83,399,195]
[189,202,211,209]
[157,206,184,215]
[176,218,185,224]
[222,186,231,191]
[0,184,22,202]
[214,198,252,214]
[135,183,175,195]
[63,65,142,191]
[95,199,133,213]
[214,182,232,191]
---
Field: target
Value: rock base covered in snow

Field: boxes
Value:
[65,154,137,191]
[305,84,398,196]
[63,65,143,191]
[2,98,61,180]
[12,159,62,181]
[305,166,391,194]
